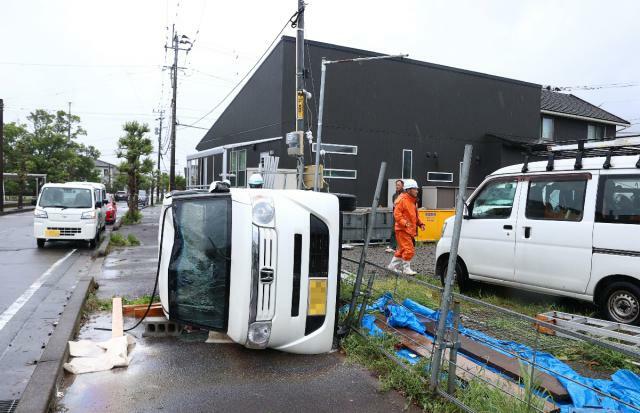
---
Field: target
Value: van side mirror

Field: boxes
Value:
[95,201,102,208]
[463,203,472,219]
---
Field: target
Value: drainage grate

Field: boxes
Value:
[0,400,18,413]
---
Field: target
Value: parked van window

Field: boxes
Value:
[470,179,517,219]
[40,187,93,209]
[596,175,640,225]
[526,178,587,222]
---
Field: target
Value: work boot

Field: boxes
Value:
[387,256,402,273]
[402,260,417,276]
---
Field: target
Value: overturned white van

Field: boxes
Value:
[158,187,346,354]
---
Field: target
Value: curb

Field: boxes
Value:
[14,258,101,413]
[112,216,124,231]
[93,231,110,258]
[0,206,35,216]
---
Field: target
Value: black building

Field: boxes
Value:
[188,36,629,207]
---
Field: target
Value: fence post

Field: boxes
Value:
[342,162,387,332]
[447,301,461,395]
[430,144,472,391]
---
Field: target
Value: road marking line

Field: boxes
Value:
[0,249,77,332]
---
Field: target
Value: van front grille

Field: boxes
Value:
[47,227,82,236]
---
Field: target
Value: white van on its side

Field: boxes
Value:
[436,153,640,325]
[34,182,105,248]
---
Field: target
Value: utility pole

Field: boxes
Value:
[0,99,4,213]
[155,109,164,202]
[166,25,192,191]
[295,0,305,189]
[68,101,72,140]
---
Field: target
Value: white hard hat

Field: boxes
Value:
[248,173,264,187]
[403,179,419,190]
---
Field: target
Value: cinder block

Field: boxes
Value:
[142,316,182,337]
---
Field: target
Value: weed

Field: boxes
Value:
[126,233,140,246]
[122,210,142,225]
[109,232,128,247]
[83,290,112,316]
[122,295,154,306]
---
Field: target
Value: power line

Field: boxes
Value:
[184,7,303,128]
[546,82,638,92]
[0,61,161,69]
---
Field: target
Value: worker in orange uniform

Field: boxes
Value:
[387,179,425,275]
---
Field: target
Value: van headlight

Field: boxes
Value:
[81,210,96,219]
[246,321,271,349]
[252,197,274,227]
[34,208,48,219]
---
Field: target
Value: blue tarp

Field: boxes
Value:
[360,294,640,412]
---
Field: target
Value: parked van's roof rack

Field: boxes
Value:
[521,136,640,172]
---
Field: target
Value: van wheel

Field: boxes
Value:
[89,234,99,249]
[439,259,471,292]
[37,239,45,248]
[601,281,640,325]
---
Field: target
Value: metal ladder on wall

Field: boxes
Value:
[537,311,640,354]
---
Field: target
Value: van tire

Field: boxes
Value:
[37,239,45,248]
[600,281,640,326]
[89,233,99,249]
[439,259,471,292]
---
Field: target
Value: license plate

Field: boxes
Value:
[45,229,60,237]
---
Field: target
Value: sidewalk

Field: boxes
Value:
[58,206,418,413]
[0,205,35,216]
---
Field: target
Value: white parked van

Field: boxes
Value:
[34,182,105,248]
[158,186,348,354]
[436,147,640,324]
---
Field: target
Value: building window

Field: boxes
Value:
[230,149,247,187]
[587,124,605,141]
[541,117,554,142]
[427,172,453,183]
[323,169,357,179]
[312,143,358,155]
[526,178,587,222]
[402,149,412,179]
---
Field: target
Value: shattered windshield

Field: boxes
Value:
[168,196,231,330]
[39,187,93,209]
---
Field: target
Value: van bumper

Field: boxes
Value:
[34,219,98,240]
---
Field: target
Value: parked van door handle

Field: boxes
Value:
[503,225,513,230]
[524,226,532,239]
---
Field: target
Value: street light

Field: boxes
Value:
[313,53,408,191]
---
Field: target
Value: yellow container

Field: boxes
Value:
[416,209,455,242]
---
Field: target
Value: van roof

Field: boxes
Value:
[492,155,640,176]
[42,182,100,189]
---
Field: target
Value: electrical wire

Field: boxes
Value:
[185,6,304,128]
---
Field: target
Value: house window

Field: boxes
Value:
[323,169,357,179]
[312,143,358,155]
[541,117,554,142]
[427,172,453,183]
[229,149,247,187]
[587,124,605,141]
[402,149,412,179]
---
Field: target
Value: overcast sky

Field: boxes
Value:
[1,0,639,175]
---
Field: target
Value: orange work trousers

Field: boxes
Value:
[394,230,415,261]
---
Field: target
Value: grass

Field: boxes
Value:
[108,232,140,248]
[83,292,154,314]
[122,210,142,225]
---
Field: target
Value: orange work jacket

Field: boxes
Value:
[394,192,423,237]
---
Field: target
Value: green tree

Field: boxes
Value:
[2,123,33,207]
[175,175,186,190]
[116,121,154,215]
[26,109,100,183]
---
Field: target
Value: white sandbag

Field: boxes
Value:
[63,335,134,374]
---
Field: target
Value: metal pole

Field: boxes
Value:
[295,0,305,189]
[0,98,3,212]
[156,111,163,201]
[447,301,461,395]
[169,27,178,191]
[343,162,386,331]
[313,60,327,191]
[430,144,473,390]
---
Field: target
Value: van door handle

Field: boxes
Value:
[503,225,513,230]
[524,226,531,239]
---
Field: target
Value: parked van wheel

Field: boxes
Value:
[601,281,640,325]
[36,239,45,248]
[89,233,99,249]
[439,259,471,292]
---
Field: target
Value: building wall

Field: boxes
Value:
[196,37,543,206]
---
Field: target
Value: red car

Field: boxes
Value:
[105,193,117,224]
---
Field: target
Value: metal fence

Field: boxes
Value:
[339,255,640,412]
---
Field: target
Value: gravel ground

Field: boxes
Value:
[342,242,437,278]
